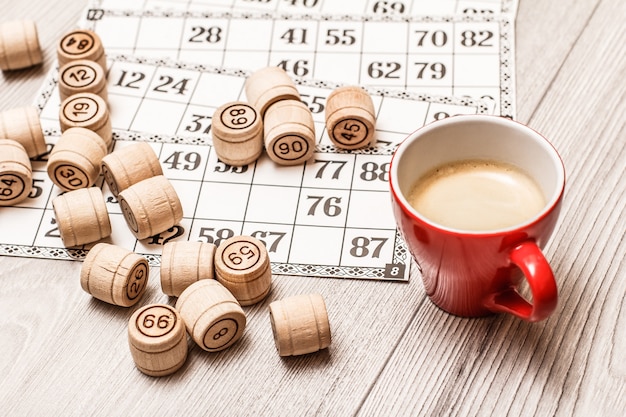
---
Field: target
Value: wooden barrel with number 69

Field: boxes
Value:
[214,235,272,306]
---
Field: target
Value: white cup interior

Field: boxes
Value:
[391,115,565,231]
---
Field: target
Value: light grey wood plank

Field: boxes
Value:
[0,256,425,416]
[515,0,602,123]
[0,0,84,110]
[356,0,626,415]
[0,1,429,415]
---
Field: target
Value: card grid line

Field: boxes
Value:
[283,155,305,266]
[337,144,361,267]
[185,139,214,235]
[172,53,207,137]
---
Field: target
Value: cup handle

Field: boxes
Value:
[484,241,558,322]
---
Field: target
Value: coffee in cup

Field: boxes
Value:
[407,159,546,231]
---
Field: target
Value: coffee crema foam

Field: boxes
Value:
[407,159,546,231]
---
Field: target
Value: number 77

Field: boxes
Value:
[313,159,347,179]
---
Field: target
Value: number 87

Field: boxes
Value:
[350,236,388,258]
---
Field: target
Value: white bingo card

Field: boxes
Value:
[81,8,515,118]
[0,56,487,281]
[92,0,519,16]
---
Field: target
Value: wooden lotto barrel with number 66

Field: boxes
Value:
[128,304,188,377]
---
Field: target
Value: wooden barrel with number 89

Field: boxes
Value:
[211,101,263,167]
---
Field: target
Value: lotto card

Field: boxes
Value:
[0,56,488,281]
[80,8,515,117]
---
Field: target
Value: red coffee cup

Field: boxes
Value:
[389,115,565,322]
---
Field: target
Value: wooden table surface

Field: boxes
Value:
[1,0,624,416]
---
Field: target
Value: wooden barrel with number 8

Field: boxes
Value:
[175,279,246,352]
